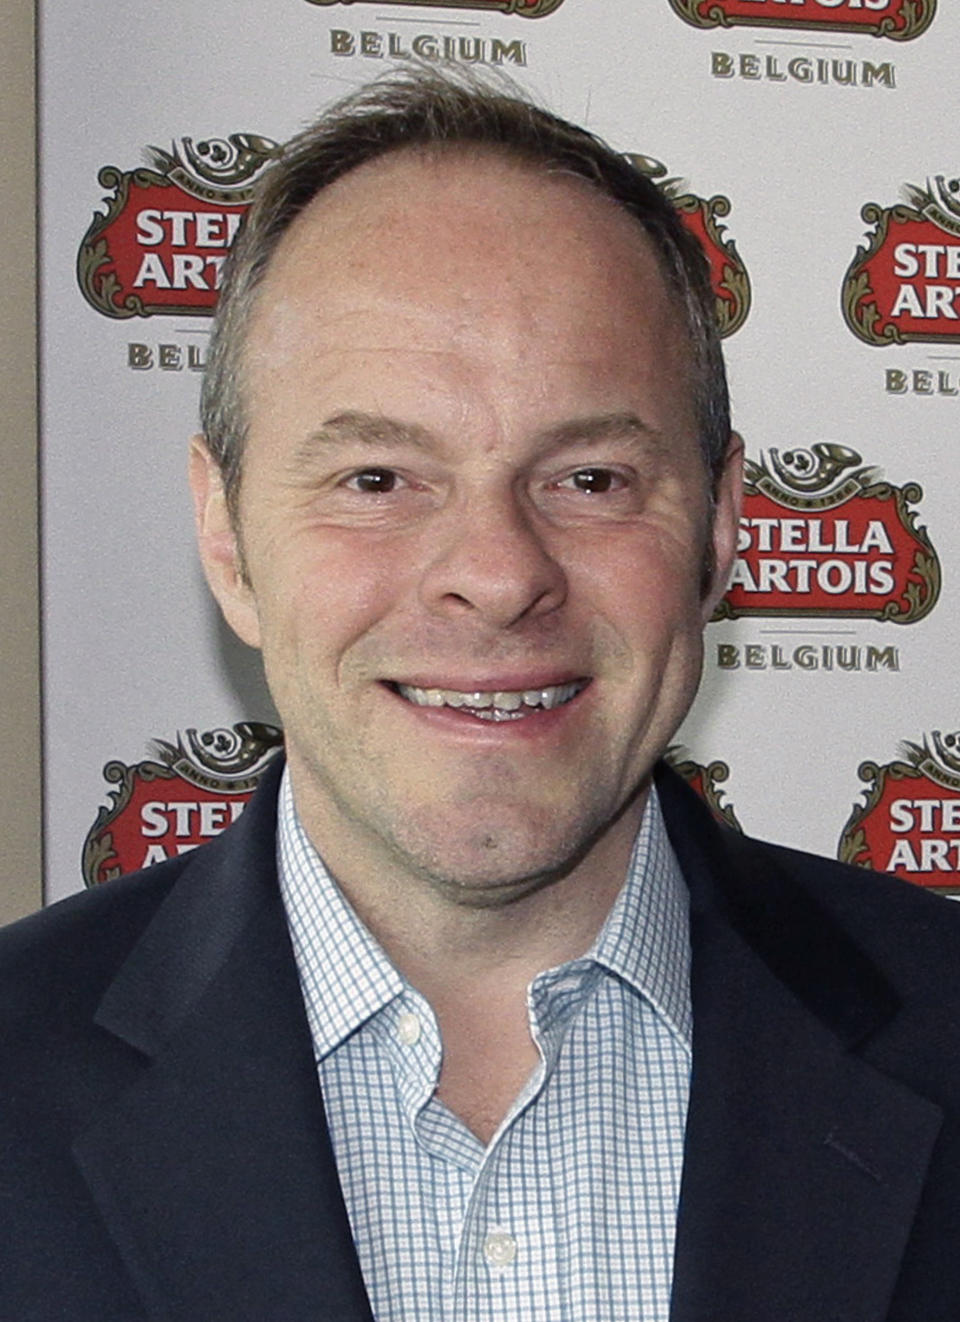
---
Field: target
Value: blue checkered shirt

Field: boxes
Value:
[277,768,691,1321]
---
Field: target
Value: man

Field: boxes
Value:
[4,68,960,1322]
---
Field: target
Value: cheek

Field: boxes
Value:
[574,520,708,632]
[250,527,409,666]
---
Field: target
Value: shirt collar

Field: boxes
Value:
[277,766,691,1058]
[586,787,692,1049]
[277,769,405,1060]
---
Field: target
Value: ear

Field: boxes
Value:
[188,436,262,649]
[701,431,744,622]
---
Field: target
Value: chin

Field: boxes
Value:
[380,802,617,903]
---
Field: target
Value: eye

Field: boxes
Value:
[343,467,403,494]
[558,467,624,494]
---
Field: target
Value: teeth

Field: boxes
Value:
[396,680,585,715]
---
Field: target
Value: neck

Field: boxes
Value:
[291,778,646,1004]
[287,771,648,1143]
[356,823,641,1146]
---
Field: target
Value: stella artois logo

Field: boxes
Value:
[305,0,564,12]
[714,444,940,623]
[82,723,283,885]
[77,134,279,319]
[839,732,960,891]
[665,746,741,830]
[668,0,935,40]
[844,175,960,344]
[625,156,750,337]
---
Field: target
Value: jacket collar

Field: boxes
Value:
[657,765,943,1322]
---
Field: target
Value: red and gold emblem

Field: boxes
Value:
[844,175,960,345]
[668,0,935,40]
[305,0,564,13]
[82,724,283,885]
[77,134,279,319]
[714,445,940,623]
[839,732,960,891]
[625,155,751,337]
[665,746,741,830]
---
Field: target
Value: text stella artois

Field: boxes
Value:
[733,510,895,599]
[715,445,939,623]
[129,205,242,298]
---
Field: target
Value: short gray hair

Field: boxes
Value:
[200,66,730,519]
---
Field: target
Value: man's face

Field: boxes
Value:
[193,150,740,900]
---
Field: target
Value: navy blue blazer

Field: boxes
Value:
[4,758,960,1321]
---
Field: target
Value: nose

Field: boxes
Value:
[418,491,568,629]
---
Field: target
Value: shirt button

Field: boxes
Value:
[396,1012,421,1046]
[483,1229,517,1268]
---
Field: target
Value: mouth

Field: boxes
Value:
[388,679,589,722]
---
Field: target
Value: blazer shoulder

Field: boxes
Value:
[0,852,191,1028]
[657,761,960,1002]
[0,760,285,1037]
[0,756,285,1020]
[746,832,960,985]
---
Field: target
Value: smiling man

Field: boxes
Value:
[6,69,960,1322]
[194,145,733,930]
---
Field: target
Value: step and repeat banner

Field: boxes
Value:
[40,0,960,903]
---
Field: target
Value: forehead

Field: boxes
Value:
[268,144,664,268]
[243,147,694,428]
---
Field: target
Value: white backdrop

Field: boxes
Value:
[40,0,960,901]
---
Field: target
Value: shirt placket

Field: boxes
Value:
[376,992,484,1313]
[446,965,598,1322]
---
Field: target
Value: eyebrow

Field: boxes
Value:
[292,412,434,468]
[292,408,662,468]
[532,411,663,455]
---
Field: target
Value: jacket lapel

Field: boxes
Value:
[658,769,943,1322]
[73,762,375,1322]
